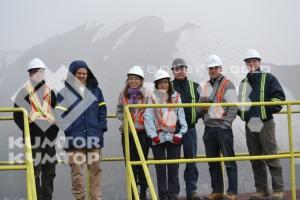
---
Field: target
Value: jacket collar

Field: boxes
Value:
[209,74,224,86]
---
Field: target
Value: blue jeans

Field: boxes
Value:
[203,127,238,194]
[182,127,199,195]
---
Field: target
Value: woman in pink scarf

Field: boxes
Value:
[116,66,151,200]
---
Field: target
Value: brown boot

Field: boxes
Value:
[270,192,284,200]
[187,192,202,200]
[204,193,224,200]
[249,192,269,200]
[224,193,238,200]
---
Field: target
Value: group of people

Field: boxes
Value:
[13,48,286,200]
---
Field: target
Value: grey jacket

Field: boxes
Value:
[198,75,238,129]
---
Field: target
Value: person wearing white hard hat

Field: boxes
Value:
[116,65,151,200]
[238,49,285,200]
[199,55,238,200]
[13,58,59,200]
[144,69,188,200]
[171,58,202,200]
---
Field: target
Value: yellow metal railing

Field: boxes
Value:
[123,101,300,200]
[1,102,299,199]
[0,108,37,200]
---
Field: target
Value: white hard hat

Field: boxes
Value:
[244,49,261,61]
[154,69,170,82]
[206,54,222,68]
[27,58,47,71]
[127,65,144,79]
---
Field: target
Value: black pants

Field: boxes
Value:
[121,131,151,190]
[203,127,238,194]
[152,142,181,200]
[32,145,57,200]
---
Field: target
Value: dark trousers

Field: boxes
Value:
[121,131,150,190]
[152,142,181,200]
[182,127,199,195]
[203,127,238,194]
[32,145,57,200]
[246,119,284,193]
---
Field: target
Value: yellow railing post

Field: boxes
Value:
[124,105,133,200]
[21,108,37,200]
[1,101,300,199]
[125,106,158,200]
[86,167,91,200]
[287,104,297,200]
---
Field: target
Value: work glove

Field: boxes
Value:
[173,134,182,144]
[152,136,160,144]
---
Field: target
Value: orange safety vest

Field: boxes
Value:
[152,93,180,133]
[122,96,145,131]
[203,78,229,119]
[25,81,55,124]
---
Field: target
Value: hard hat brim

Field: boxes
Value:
[244,57,261,62]
[27,67,47,72]
[171,65,187,70]
[127,73,144,79]
[154,77,170,83]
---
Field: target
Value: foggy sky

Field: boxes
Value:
[1,0,299,65]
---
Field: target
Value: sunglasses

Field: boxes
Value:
[208,66,220,70]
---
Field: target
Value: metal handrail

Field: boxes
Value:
[0,108,37,200]
[124,101,300,200]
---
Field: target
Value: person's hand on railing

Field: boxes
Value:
[200,97,211,113]
[173,134,182,144]
[152,136,160,144]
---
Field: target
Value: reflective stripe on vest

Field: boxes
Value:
[240,78,248,121]
[241,73,267,120]
[188,81,197,125]
[123,97,145,131]
[25,82,55,124]
[153,94,180,133]
[171,81,197,125]
[260,73,267,120]
[203,79,229,119]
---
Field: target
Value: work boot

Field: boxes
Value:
[270,192,284,200]
[249,192,269,200]
[203,193,224,200]
[187,191,202,200]
[224,192,238,200]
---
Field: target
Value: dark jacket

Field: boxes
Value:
[55,60,107,149]
[13,80,59,145]
[238,69,285,122]
[172,78,200,128]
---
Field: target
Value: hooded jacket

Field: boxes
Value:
[55,60,107,149]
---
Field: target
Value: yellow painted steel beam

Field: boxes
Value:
[130,154,292,165]
[21,107,37,200]
[125,106,158,200]
[123,107,132,200]
[2,150,300,165]
[287,104,297,200]
[127,101,300,109]
[0,165,27,170]
[0,117,13,120]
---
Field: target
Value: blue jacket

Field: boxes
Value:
[238,69,285,122]
[55,60,107,149]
